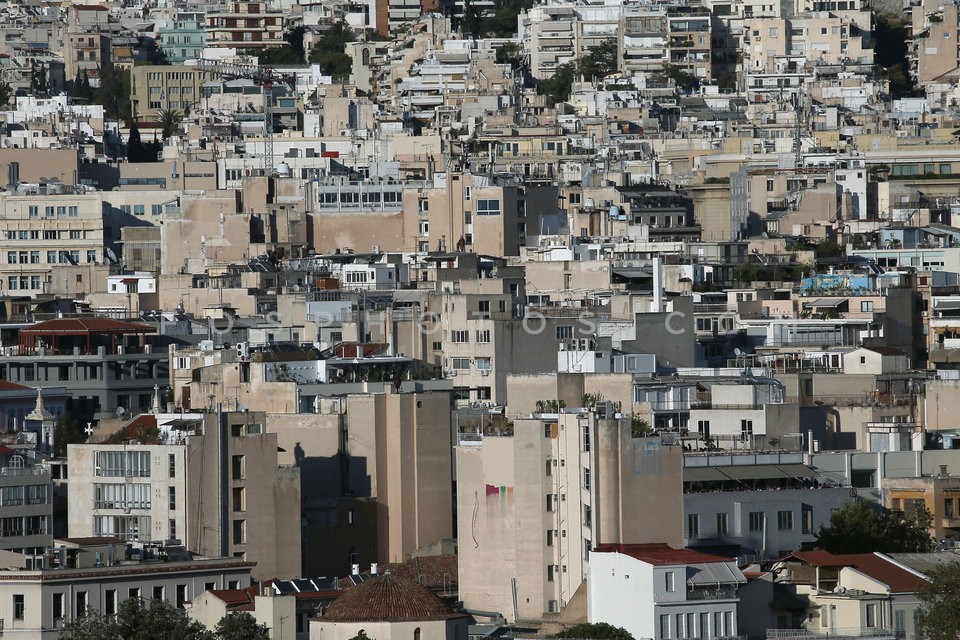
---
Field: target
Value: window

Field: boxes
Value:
[717,512,728,536]
[169,518,176,539]
[13,593,24,620]
[583,467,591,490]
[105,589,117,617]
[232,455,245,480]
[451,358,470,370]
[946,498,955,518]
[477,199,501,215]
[128,587,140,600]
[802,505,814,534]
[168,486,176,509]
[476,330,490,343]
[153,586,164,601]
[53,593,65,621]
[665,571,676,592]
[583,425,590,452]
[661,614,671,640]
[866,604,876,628]
[94,451,151,477]
[233,519,245,544]
[451,330,469,343]
[233,487,246,512]
[547,529,554,546]
[152,204,163,215]
[687,514,700,538]
[169,454,176,478]
[76,591,88,617]
[778,510,794,531]
[749,511,765,532]
[861,301,874,312]
[546,494,554,512]
[28,205,38,218]
[176,585,187,609]
[697,420,710,439]
[547,564,555,581]
[740,420,754,442]
[583,505,592,527]
[475,357,491,370]
[556,325,574,340]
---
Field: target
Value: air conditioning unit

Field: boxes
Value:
[481,370,490,376]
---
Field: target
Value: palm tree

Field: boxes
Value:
[156,107,183,140]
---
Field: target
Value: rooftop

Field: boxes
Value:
[593,543,734,566]
[322,572,465,623]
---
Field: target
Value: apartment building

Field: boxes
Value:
[0,452,53,555]
[0,540,253,639]
[205,1,285,51]
[589,544,745,640]
[69,410,302,580]
[0,190,104,296]
[456,411,683,621]
[157,15,207,64]
[909,0,960,88]
[667,8,713,81]
[129,65,215,122]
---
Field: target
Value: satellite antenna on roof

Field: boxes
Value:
[116,406,126,418]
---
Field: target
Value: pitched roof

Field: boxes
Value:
[383,555,457,590]
[0,380,30,391]
[593,543,734,566]
[322,573,465,623]
[781,551,927,593]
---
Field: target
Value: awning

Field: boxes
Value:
[683,463,816,483]
[803,297,846,308]
[687,562,746,585]
[933,298,960,310]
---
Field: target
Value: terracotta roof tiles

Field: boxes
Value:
[322,573,464,623]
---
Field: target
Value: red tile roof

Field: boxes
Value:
[593,543,734,566]
[383,555,457,590]
[0,381,30,391]
[208,589,254,606]
[780,551,926,593]
[20,318,153,335]
[60,536,125,546]
[323,573,465,622]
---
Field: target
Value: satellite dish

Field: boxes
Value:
[734,348,743,356]
[2,139,12,148]
[116,407,126,418]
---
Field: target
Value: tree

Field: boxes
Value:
[0,80,12,108]
[554,623,635,640]
[156,107,183,140]
[30,63,48,97]
[916,564,960,640]
[258,25,307,65]
[653,63,697,91]
[578,40,617,82]
[214,612,269,640]
[537,61,576,104]
[54,414,87,457]
[348,632,374,640]
[127,123,147,162]
[814,500,935,554]
[61,598,213,640]
[309,21,353,81]
[94,63,132,124]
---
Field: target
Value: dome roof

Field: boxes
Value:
[324,573,462,623]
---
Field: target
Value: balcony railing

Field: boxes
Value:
[767,628,898,640]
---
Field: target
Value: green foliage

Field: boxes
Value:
[127,123,163,163]
[733,261,757,284]
[873,15,914,97]
[348,632,374,640]
[537,62,576,105]
[95,63,133,124]
[309,21,353,81]
[917,564,960,640]
[61,598,213,640]
[258,28,307,65]
[815,239,843,257]
[554,623,636,640]
[578,40,617,82]
[156,108,183,140]
[631,414,652,437]
[0,80,12,108]
[54,414,86,458]
[30,63,48,97]
[814,500,935,554]
[462,0,533,37]
[495,43,523,70]
[71,71,94,101]
[653,63,697,91]
[214,612,270,640]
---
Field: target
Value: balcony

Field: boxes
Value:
[767,629,898,640]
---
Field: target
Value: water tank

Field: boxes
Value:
[275,162,292,178]
[609,205,621,218]
[585,198,596,210]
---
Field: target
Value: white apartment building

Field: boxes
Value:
[588,544,745,640]
[521,3,620,79]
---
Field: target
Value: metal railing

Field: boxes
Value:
[767,629,897,640]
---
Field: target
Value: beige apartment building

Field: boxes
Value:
[456,411,683,622]
[205,1,286,50]
[68,411,302,580]
[0,190,105,296]
[910,0,960,88]
[130,65,215,122]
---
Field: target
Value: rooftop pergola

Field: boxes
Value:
[17,318,154,356]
